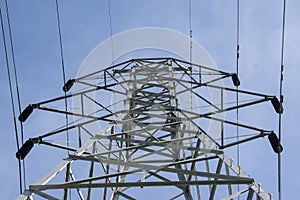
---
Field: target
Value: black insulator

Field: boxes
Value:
[268,132,283,154]
[231,73,240,87]
[271,97,283,114]
[18,105,33,122]
[63,79,75,92]
[16,139,34,160]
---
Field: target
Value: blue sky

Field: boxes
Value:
[1,0,299,199]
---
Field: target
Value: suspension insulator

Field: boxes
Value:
[18,105,33,122]
[63,79,75,92]
[16,139,34,160]
[231,73,240,87]
[268,132,283,153]
[271,96,283,114]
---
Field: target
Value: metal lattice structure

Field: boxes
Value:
[16,58,282,199]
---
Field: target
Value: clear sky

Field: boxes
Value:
[1,0,299,199]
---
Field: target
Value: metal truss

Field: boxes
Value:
[16,58,281,199]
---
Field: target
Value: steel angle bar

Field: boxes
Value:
[172,60,198,84]
[96,129,147,140]
[209,159,223,200]
[77,59,133,81]
[92,135,203,155]
[37,118,98,139]
[198,74,231,86]
[16,137,99,199]
[168,155,220,168]
[223,187,250,200]
[135,146,175,158]
[128,98,166,107]
[247,189,255,200]
[161,167,253,181]
[221,133,266,149]
[16,190,34,200]
[70,155,221,174]
[119,170,179,192]
[217,153,248,177]
[201,98,270,117]
[87,155,167,171]
[99,134,195,147]
[178,111,221,149]
[218,154,271,199]
[82,93,114,114]
[170,192,185,200]
[17,122,120,199]
[117,191,135,200]
[93,142,175,160]
[199,114,273,133]
[39,107,126,139]
[248,183,272,200]
[173,58,229,75]
[30,189,59,200]
[106,69,123,84]
[161,126,191,133]
[130,159,174,164]
[68,168,84,200]
[173,163,193,200]
[135,57,170,64]
[175,80,222,111]
[224,162,233,195]
[114,73,131,90]
[39,140,90,155]
[30,179,254,191]
[204,84,272,98]
[57,169,141,186]
[134,90,171,98]
[87,143,95,200]
[187,139,201,181]
[34,82,117,106]
[37,106,113,122]
[75,80,101,89]
[130,147,175,161]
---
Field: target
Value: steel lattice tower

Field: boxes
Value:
[16,58,282,200]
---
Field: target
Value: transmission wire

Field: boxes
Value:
[0,5,23,194]
[54,2,72,198]
[55,0,69,151]
[189,0,192,64]
[4,0,28,190]
[108,0,114,63]
[236,0,240,196]
[189,0,193,112]
[278,0,286,199]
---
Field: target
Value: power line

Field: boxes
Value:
[3,0,27,190]
[189,0,192,65]
[278,0,287,199]
[189,0,193,113]
[236,0,240,197]
[0,4,23,194]
[55,0,70,152]
[108,0,114,63]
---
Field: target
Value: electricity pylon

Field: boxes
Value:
[16,58,282,199]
